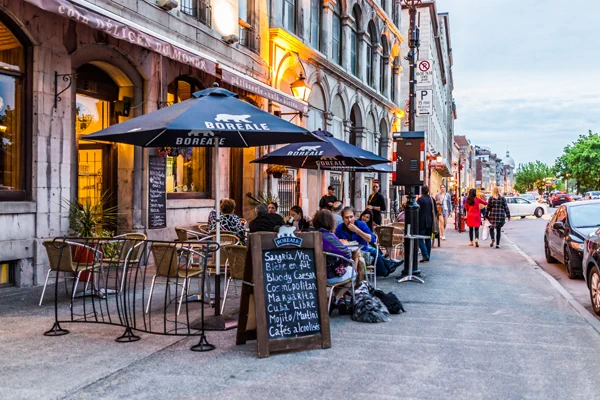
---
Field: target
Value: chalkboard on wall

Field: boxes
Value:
[148,156,167,229]
[236,231,331,358]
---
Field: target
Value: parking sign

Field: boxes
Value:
[416,90,433,116]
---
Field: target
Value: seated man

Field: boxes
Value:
[335,206,402,277]
[249,203,285,233]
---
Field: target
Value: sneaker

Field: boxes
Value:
[496,245,500,249]
[442,236,446,240]
[469,242,473,246]
[490,240,494,247]
[475,240,479,248]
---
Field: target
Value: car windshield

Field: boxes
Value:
[569,205,600,228]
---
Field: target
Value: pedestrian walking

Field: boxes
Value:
[435,184,453,240]
[366,179,386,225]
[486,187,510,248]
[465,188,488,247]
[416,185,437,262]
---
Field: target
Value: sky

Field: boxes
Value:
[435,0,600,167]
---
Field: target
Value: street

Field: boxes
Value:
[502,207,598,319]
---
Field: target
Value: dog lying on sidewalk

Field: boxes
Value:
[352,281,405,322]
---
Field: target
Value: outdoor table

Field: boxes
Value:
[397,233,430,284]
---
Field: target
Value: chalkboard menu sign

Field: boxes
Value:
[148,156,167,229]
[236,231,331,358]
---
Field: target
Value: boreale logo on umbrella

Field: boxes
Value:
[175,131,226,146]
[316,155,347,166]
[204,114,270,131]
[287,145,324,156]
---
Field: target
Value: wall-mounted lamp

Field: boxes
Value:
[436,154,443,164]
[395,110,406,120]
[290,73,312,102]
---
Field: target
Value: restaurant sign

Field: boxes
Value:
[26,0,217,75]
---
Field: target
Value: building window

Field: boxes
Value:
[283,0,296,33]
[367,22,377,88]
[391,57,398,102]
[0,20,26,201]
[0,261,15,287]
[331,1,342,65]
[165,78,211,198]
[239,0,258,52]
[180,0,212,27]
[310,0,321,50]
[350,7,359,76]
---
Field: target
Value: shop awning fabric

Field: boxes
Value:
[24,0,308,112]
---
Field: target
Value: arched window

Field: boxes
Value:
[310,0,321,50]
[283,0,296,34]
[332,1,342,65]
[367,22,377,87]
[391,56,399,103]
[307,85,325,132]
[165,77,210,198]
[350,6,360,76]
[0,19,26,201]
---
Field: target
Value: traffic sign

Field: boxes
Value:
[416,89,433,116]
[415,59,433,87]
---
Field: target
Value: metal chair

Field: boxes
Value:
[146,243,205,316]
[175,227,206,242]
[221,245,249,314]
[364,245,379,289]
[39,240,103,306]
[198,234,241,301]
[324,252,356,314]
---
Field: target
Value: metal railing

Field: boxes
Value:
[180,0,212,27]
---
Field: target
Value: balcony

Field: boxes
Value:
[180,0,212,28]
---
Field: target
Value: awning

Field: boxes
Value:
[430,158,453,177]
[25,0,219,74]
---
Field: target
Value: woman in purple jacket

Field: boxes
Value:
[312,210,355,284]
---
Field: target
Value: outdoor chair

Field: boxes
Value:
[323,252,356,315]
[375,226,403,262]
[100,233,147,293]
[221,245,249,314]
[198,234,241,302]
[146,243,205,316]
[39,240,103,306]
[175,227,206,242]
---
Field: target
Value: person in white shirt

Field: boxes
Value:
[435,184,453,240]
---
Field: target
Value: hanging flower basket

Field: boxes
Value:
[266,165,288,179]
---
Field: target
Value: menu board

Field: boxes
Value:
[262,248,320,340]
[148,156,166,229]
[236,232,331,358]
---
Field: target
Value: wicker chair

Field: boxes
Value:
[147,243,205,315]
[39,240,102,306]
[221,245,249,314]
[375,226,403,262]
[175,227,206,242]
[197,234,240,300]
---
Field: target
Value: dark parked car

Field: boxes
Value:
[544,200,600,279]
[583,228,600,316]
[550,192,572,207]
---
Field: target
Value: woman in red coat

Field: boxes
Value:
[465,188,488,247]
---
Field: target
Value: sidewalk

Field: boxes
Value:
[2,228,600,399]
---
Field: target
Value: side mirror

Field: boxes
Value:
[553,222,565,230]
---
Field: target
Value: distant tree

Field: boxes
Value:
[514,161,550,194]
[553,130,600,192]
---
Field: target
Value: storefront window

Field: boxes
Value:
[0,21,24,199]
[165,78,210,197]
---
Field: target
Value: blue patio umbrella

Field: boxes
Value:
[83,85,320,319]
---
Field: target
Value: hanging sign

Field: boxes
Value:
[415,59,433,87]
[416,90,433,116]
[236,230,331,358]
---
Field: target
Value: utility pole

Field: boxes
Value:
[401,0,422,275]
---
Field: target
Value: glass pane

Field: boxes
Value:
[332,16,341,64]
[284,0,295,31]
[166,148,208,193]
[0,22,24,73]
[350,31,357,75]
[0,74,22,190]
[239,0,248,21]
[78,149,103,207]
[177,80,192,102]
[75,95,110,140]
[310,0,319,49]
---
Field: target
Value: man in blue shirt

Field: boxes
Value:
[335,206,402,277]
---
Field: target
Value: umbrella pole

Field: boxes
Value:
[317,164,321,204]
[214,138,221,316]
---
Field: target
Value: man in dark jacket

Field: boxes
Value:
[416,185,436,262]
[319,186,338,210]
[249,203,285,233]
[367,180,386,225]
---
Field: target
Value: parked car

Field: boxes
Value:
[545,200,600,279]
[583,227,600,316]
[519,193,538,203]
[506,197,547,218]
[584,191,600,200]
[572,194,583,201]
[550,192,572,207]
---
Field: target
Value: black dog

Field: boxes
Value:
[372,289,406,314]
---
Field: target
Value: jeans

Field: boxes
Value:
[419,238,432,259]
[469,227,480,241]
[489,224,503,245]
[366,246,394,276]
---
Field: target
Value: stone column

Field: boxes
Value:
[320,0,334,59]
[383,56,392,100]
[341,15,353,72]
[372,46,382,90]
[359,32,368,83]
[391,63,401,105]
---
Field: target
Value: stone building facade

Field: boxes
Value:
[0,0,404,287]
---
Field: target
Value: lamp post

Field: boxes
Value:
[401,0,422,277]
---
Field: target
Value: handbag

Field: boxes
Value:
[482,220,490,240]
[430,197,440,234]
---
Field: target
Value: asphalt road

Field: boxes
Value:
[503,206,598,318]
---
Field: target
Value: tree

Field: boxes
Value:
[514,161,550,194]
[553,130,600,192]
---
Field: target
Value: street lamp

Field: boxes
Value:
[290,73,312,102]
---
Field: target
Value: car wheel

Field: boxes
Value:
[564,247,579,279]
[589,266,600,316]
[520,216,526,219]
[534,208,544,218]
[545,239,557,263]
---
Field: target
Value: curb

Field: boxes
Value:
[504,233,600,335]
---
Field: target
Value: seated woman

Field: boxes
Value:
[289,205,311,232]
[312,210,354,285]
[208,198,246,245]
[359,209,375,232]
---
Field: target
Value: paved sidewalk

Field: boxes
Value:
[2,228,600,399]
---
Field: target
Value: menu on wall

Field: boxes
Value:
[262,248,321,340]
[148,156,166,229]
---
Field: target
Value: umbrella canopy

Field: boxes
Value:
[249,129,389,169]
[356,163,394,173]
[83,85,318,147]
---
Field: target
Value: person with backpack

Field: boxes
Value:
[465,188,488,247]
[486,187,511,248]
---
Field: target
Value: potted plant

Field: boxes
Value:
[266,165,288,179]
